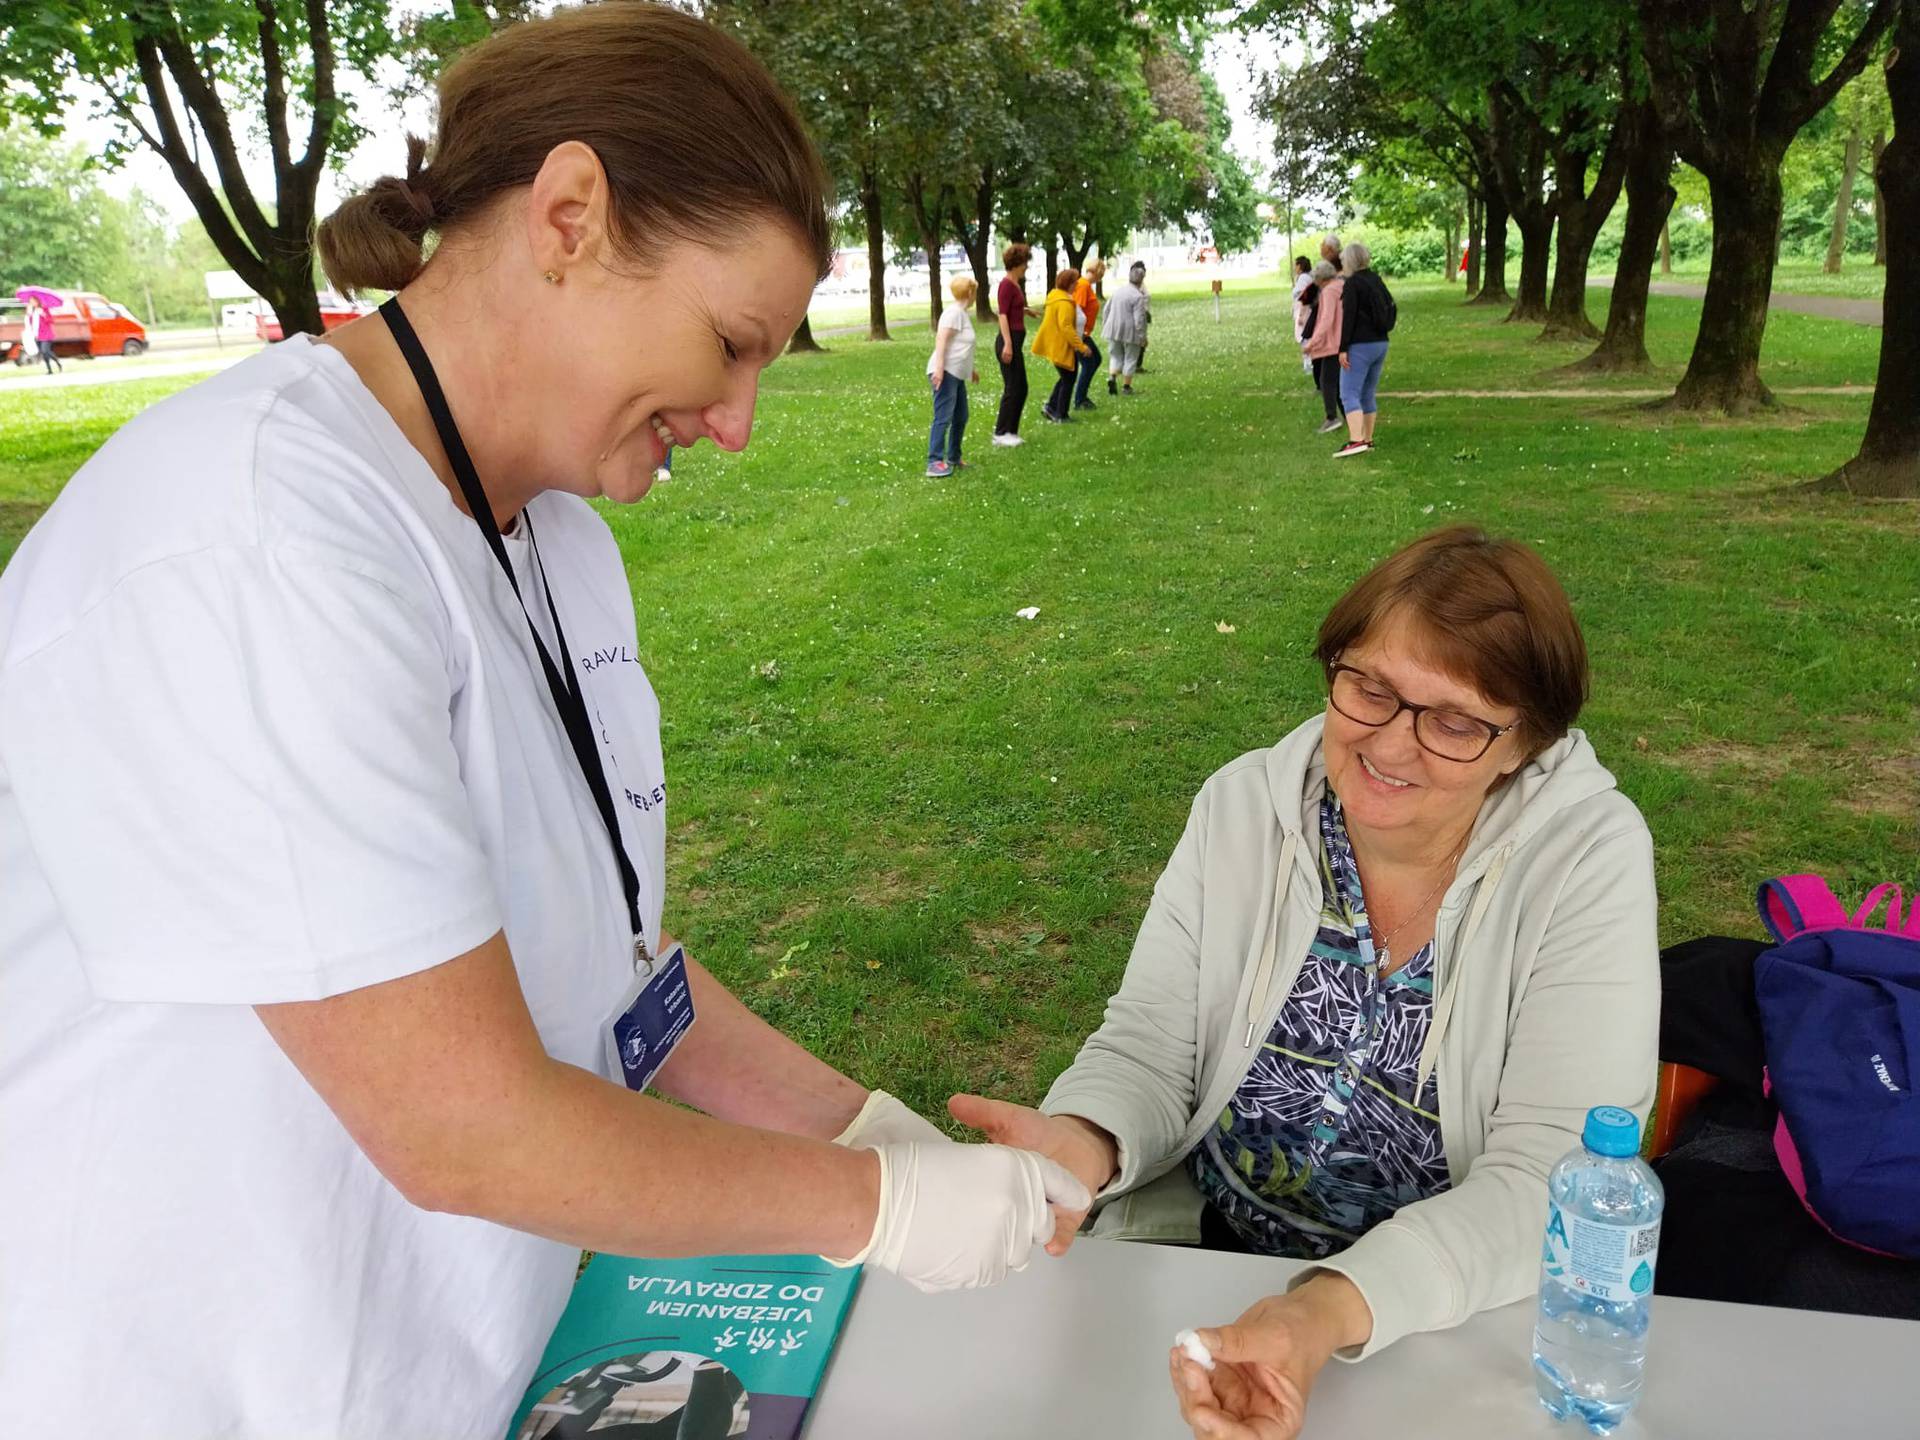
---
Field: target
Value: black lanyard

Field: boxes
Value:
[379,297,647,959]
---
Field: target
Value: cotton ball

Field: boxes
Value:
[1174,1329,1214,1372]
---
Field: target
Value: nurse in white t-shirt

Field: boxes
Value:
[0,9,1084,1437]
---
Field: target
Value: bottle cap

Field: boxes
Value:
[1583,1105,1641,1158]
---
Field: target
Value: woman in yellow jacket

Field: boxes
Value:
[1035,267,1091,424]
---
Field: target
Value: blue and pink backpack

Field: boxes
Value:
[1755,875,1920,1259]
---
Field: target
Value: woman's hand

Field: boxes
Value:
[1339,351,1352,370]
[1000,341,1013,363]
[931,367,945,390]
[1167,1275,1372,1440]
[946,1094,1118,1254]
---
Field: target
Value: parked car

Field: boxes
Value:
[2,291,148,363]
[254,293,375,342]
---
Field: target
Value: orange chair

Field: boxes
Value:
[1647,1062,1722,1158]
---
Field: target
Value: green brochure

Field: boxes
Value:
[506,1253,861,1440]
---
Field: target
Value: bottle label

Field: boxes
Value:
[1543,1201,1660,1303]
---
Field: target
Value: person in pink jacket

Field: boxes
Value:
[1302,260,1344,434]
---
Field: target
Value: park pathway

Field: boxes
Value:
[1590,276,1882,327]
[1394,384,1872,399]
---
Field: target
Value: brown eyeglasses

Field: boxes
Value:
[1326,663,1518,763]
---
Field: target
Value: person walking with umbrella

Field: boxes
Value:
[18,289,63,375]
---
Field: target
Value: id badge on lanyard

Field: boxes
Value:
[605,941,696,1093]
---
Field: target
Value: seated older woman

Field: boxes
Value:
[951,526,1657,1438]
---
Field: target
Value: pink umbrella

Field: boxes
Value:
[14,286,63,308]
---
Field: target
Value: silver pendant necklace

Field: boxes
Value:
[1368,840,1466,974]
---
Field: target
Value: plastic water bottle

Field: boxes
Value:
[1532,1106,1664,1433]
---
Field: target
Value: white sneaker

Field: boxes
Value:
[992,433,1025,447]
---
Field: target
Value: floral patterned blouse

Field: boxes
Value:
[1188,792,1451,1256]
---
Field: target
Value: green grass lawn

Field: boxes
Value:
[2,280,1915,1120]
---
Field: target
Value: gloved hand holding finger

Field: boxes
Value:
[824,1141,1091,1292]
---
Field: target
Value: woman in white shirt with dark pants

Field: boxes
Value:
[0,8,1082,1436]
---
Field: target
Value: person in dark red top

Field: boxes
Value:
[992,243,1039,446]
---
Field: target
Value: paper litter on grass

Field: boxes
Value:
[1016,606,1040,620]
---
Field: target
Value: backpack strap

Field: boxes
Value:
[1851,883,1906,932]
[1757,875,1853,942]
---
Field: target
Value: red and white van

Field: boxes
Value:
[254,293,375,342]
[2,291,149,364]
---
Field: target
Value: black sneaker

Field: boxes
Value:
[1107,376,1117,395]
[1317,418,1343,434]
[1074,399,1096,411]
[1041,408,1065,424]
[1333,440,1371,458]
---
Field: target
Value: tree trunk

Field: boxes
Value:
[1825,124,1863,274]
[1665,162,1784,413]
[787,314,823,354]
[1466,193,1483,295]
[950,169,996,320]
[1872,128,1888,266]
[860,169,891,342]
[1570,106,1675,374]
[903,174,948,329]
[1816,40,1918,496]
[1063,227,1093,270]
[1661,218,1672,274]
[264,272,324,340]
[1044,236,1060,289]
[1540,130,1628,342]
[1444,211,1459,282]
[1468,190,1511,306]
[1507,211,1553,323]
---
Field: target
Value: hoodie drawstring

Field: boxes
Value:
[1244,830,1301,1047]
[1415,842,1513,1096]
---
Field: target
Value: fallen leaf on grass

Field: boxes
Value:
[1215,620,1236,634]
[768,939,810,981]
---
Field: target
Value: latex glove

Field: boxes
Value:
[832,1089,951,1149]
[947,1093,1117,1255]
[827,1141,1091,1292]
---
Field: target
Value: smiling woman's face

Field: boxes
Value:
[546,217,817,505]
[1322,608,1529,848]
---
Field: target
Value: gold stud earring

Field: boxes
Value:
[542,270,560,285]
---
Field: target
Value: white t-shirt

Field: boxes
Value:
[927,301,976,377]
[0,335,668,1435]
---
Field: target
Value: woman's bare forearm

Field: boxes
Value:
[255,933,879,1262]
[477,1056,879,1258]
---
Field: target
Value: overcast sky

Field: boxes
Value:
[64,13,1290,229]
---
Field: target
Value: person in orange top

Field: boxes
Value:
[1070,259,1106,411]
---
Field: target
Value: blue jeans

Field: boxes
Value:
[1339,340,1389,414]
[1073,337,1102,406]
[928,373,968,464]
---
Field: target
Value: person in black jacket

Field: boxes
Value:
[1334,242,1395,458]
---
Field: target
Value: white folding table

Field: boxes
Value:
[809,1237,1919,1437]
